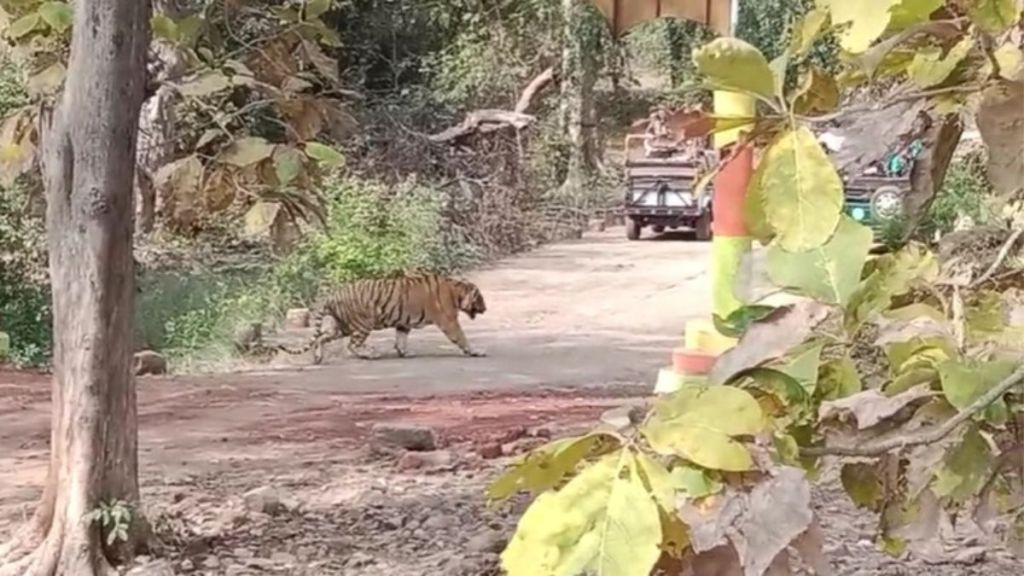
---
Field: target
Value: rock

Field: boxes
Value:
[423,514,455,531]
[243,486,286,515]
[527,424,553,438]
[179,558,195,572]
[127,560,174,576]
[478,442,502,459]
[225,566,252,576]
[599,402,647,430]
[233,547,254,559]
[133,350,167,376]
[370,423,437,451]
[502,437,545,456]
[953,546,987,564]
[467,529,507,554]
[285,308,311,330]
[397,450,455,471]
[346,551,375,567]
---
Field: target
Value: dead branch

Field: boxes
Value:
[802,362,1024,458]
[515,66,555,114]
[429,67,554,143]
[972,227,1024,287]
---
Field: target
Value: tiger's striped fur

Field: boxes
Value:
[277,272,487,363]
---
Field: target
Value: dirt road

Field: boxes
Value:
[3,229,1017,575]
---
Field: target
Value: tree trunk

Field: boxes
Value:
[135,0,183,236]
[559,0,597,197]
[0,0,152,574]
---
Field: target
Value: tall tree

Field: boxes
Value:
[559,0,598,196]
[0,0,152,573]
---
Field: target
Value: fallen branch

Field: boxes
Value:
[972,227,1024,288]
[429,66,554,143]
[802,362,1024,458]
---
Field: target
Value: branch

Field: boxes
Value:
[802,363,1024,457]
[427,109,536,143]
[514,66,555,114]
[972,227,1024,288]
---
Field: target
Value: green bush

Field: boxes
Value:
[924,156,991,236]
[135,174,482,368]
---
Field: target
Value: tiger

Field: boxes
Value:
[277,271,487,363]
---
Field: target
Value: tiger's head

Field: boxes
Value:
[454,279,487,319]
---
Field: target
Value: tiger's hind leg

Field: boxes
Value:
[394,326,414,358]
[435,316,486,357]
[347,327,382,359]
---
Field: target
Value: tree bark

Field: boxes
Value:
[0,0,152,574]
[559,0,597,197]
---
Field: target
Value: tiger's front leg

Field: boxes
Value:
[435,317,486,357]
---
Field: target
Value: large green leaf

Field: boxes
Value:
[788,8,829,57]
[968,0,1021,34]
[769,342,825,394]
[938,358,1018,411]
[818,355,863,400]
[767,216,873,305]
[501,452,662,576]
[273,146,303,186]
[304,142,345,168]
[907,36,975,89]
[487,432,621,501]
[642,386,766,472]
[931,426,993,503]
[792,67,840,115]
[38,1,73,33]
[692,37,777,102]
[888,0,944,30]
[755,127,844,252]
[827,0,898,53]
[841,462,884,510]
[6,13,42,39]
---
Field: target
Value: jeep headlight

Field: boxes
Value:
[871,186,903,220]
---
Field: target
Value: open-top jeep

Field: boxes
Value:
[622,119,715,241]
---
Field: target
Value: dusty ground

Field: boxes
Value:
[0,228,1020,575]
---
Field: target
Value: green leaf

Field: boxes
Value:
[27,63,66,97]
[769,54,789,101]
[487,433,621,501]
[753,126,844,252]
[304,142,345,168]
[818,355,863,400]
[938,358,1018,412]
[642,386,765,471]
[931,426,993,503]
[888,0,944,30]
[743,368,812,415]
[788,8,830,56]
[38,1,72,33]
[151,14,178,42]
[176,15,204,47]
[501,452,662,576]
[633,452,674,510]
[767,216,873,305]
[669,464,722,499]
[713,304,777,338]
[769,342,825,394]
[219,137,275,167]
[692,37,777,102]
[304,0,332,19]
[841,462,884,510]
[968,0,1021,34]
[907,36,975,89]
[827,0,898,53]
[743,166,775,244]
[176,71,232,98]
[7,13,41,39]
[273,146,303,186]
[994,43,1024,80]
[886,336,956,375]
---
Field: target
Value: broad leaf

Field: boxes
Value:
[273,146,303,186]
[931,426,993,503]
[301,39,339,85]
[818,355,863,400]
[938,358,1018,411]
[788,8,829,56]
[38,1,73,33]
[754,126,844,252]
[994,43,1024,80]
[767,215,873,305]
[305,0,333,19]
[219,137,275,167]
[151,14,179,42]
[304,141,345,168]
[977,80,1024,202]
[712,304,777,338]
[841,462,884,510]
[692,37,777,102]
[642,386,765,471]
[768,342,824,394]
[176,71,232,98]
[669,464,722,499]
[968,0,1021,34]
[792,67,840,114]
[888,0,944,29]
[907,36,974,89]
[827,0,898,53]
[6,13,41,39]
[819,384,932,430]
[487,433,621,501]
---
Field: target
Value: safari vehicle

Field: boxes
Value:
[622,131,715,241]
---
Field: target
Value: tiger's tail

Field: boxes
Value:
[276,309,324,356]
